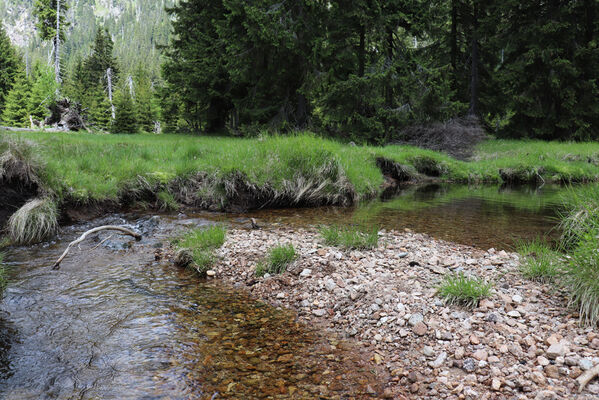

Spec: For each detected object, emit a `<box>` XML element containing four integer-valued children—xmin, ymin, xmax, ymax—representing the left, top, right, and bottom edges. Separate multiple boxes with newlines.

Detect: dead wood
<box><xmin>52</xmin><ymin>225</ymin><xmax>142</xmax><ymax>270</ymax></box>
<box><xmin>578</xmin><ymin>364</ymin><xmax>599</xmax><ymax>393</ymax></box>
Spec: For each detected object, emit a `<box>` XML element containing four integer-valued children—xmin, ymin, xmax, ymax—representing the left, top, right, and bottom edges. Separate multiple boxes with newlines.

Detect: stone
<box><xmin>537</xmin><ymin>356</ymin><xmax>550</xmax><ymax>366</ymax></box>
<box><xmin>469</xmin><ymin>334</ymin><xmax>480</xmax><ymax>345</ymax></box>
<box><xmin>454</xmin><ymin>347</ymin><xmax>465</xmax><ymax>360</ymax></box>
<box><xmin>299</xmin><ymin>268</ymin><xmax>312</xmax><ymax>278</ymax></box>
<box><xmin>422</xmin><ymin>346</ymin><xmax>435</xmax><ymax>358</ymax></box>
<box><xmin>472</xmin><ymin>349</ymin><xmax>488</xmax><ymax>361</ymax></box>
<box><xmin>312</xmin><ymin>309</ymin><xmax>326</xmax><ymax>317</ymax></box>
<box><xmin>544</xmin><ymin>365</ymin><xmax>559</xmax><ymax>379</ymax></box>
<box><xmin>579</xmin><ymin>358</ymin><xmax>594</xmax><ymax>371</ymax></box>
<box><xmin>535</xmin><ymin>390</ymin><xmax>558</xmax><ymax>400</ymax></box>
<box><xmin>479</xmin><ymin>299</ymin><xmax>495</xmax><ymax>309</ymax></box>
<box><xmin>413</xmin><ymin>322</ymin><xmax>427</xmax><ymax>336</ymax></box>
<box><xmin>324</xmin><ymin>278</ymin><xmax>336</xmax><ymax>292</ymax></box>
<box><xmin>206</xmin><ymin>270</ymin><xmax>216</xmax><ymax>277</ymax></box>
<box><xmin>430</xmin><ymin>352</ymin><xmax>447</xmax><ymax>368</ymax></box>
<box><xmin>491</xmin><ymin>378</ymin><xmax>501</xmax><ymax>391</ymax></box>
<box><xmin>408</xmin><ymin>313</ymin><xmax>424</xmax><ymax>327</ymax></box>
<box><xmin>512</xmin><ymin>294</ymin><xmax>523</xmax><ymax>304</ymax></box>
<box><xmin>507</xmin><ymin>310</ymin><xmax>521</xmax><ymax>318</ymax></box>
<box><xmin>546</xmin><ymin>343</ymin><xmax>566</xmax><ymax>359</ymax></box>
<box><xmin>462</xmin><ymin>358</ymin><xmax>477</xmax><ymax>373</ymax></box>
<box><xmin>565</xmin><ymin>356</ymin><xmax>579</xmax><ymax>366</ymax></box>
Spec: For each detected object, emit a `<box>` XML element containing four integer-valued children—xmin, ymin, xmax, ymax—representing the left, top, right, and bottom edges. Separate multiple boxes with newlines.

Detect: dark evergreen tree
<box><xmin>0</xmin><ymin>24</ymin><xmax>22</xmax><ymax>114</ymax></box>
<box><xmin>1</xmin><ymin>72</ymin><xmax>32</xmax><ymax>127</ymax></box>
<box><xmin>112</xmin><ymin>90</ymin><xmax>138</xmax><ymax>134</ymax></box>
<box><xmin>28</xmin><ymin>63</ymin><xmax>58</xmax><ymax>120</ymax></box>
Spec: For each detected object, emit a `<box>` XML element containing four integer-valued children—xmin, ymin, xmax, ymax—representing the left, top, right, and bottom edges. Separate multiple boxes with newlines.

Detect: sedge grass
<box><xmin>256</xmin><ymin>243</ymin><xmax>298</xmax><ymax>277</ymax></box>
<box><xmin>8</xmin><ymin>198</ymin><xmax>58</xmax><ymax>245</ymax></box>
<box><xmin>438</xmin><ymin>273</ymin><xmax>493</xmax><ymax>308</ymax></box>
<box><xmin>516</xmin><ymin>239</ymin><xmax>561</xmax><ymax>282</ymax></box>
<box><xmin>320</xmin><ymin>224</ymin><xmax>379</xmax><ymax>250</ymax></box>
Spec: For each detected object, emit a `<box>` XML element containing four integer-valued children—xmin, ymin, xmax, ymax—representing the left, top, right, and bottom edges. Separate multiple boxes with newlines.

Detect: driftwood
<box><xmin>578</xmin><ymin>364</ymin><xmax>599</xmax><ymax>393</ymax></box>
<box><xmin>45</xmin><ymin>99</ymin><xmax>87</xmax><ymax>131</ymax></box>
<box><xmin>52</xmin><ymin>226</ymin><xmax>142</xmax><ymax>270</ymax></box>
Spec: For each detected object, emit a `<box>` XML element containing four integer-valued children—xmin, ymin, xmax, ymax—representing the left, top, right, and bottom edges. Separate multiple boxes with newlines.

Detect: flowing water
<box><xmin>0</xmin><ymin>184</ymin><xmax>586</xmax><ymax>398</ymax></box>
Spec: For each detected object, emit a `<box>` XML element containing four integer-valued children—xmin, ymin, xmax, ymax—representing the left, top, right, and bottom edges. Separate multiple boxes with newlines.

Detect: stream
<box><xmin>0</xmin><ymin>184</ymin><xmax>586</xmax><ymax>398</ymax></box>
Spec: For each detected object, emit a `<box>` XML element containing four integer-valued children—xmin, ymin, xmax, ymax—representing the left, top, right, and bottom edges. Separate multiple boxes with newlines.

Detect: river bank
<box><xmin>198</xmin><ymin>227</ymin><xmax>599</xmax><ymax>400</ymax></box>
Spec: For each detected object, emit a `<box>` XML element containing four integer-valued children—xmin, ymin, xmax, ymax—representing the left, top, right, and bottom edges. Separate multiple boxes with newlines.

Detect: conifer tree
<box><xmin>28</xmin><ymin>63</ymin><xmax>59</xmax><ymax>120</ymax></box>
<box><xmin>112</xmin><ymin>90</ymin><xmax>138</xmax><ymax>134</ymax></box>
<box><xmin>1</xmin><ymin>73</ymin><xmax>32</xmax><ymax>127</ymax></box>
<box><xmin>0</xmin><ymin>24</ymin><xmax>22</xmax><ymax>114</ymax></box>
<box><xmin>133</xmin><ymin>66</ymin><xmax>157</xmax><ymax>132</ymax></box>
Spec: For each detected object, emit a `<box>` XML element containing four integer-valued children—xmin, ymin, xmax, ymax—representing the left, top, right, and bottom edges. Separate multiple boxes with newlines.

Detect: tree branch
<box><xmin>52</xmin><ymin>226</ymin><xmax>142</xmax><ymax>270</ymax></box>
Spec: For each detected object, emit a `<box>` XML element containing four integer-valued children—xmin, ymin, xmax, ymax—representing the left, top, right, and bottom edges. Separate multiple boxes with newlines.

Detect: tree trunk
<box><xmin>468</xmin><ymin>1</ymin><xmax>479</xmax><ymax>117</ymax></box>
<box><xmin>451</xmin><ymin>0</ymin><xmax>458</xmax><ymax>73</ymax></box>
<box><xmin>358</xmin><ymin>24</ymin><xmax>366</xmax><ymax>77</ymax></box>
<box><xmin>54</xmin><ymin>0</ymin><xmax>61</xmax><ymax>88</ymax></box>
<box><xmin>385</xmin><ymin>27</ymin><xmax>394</xmax><ymax>108</ymax></box>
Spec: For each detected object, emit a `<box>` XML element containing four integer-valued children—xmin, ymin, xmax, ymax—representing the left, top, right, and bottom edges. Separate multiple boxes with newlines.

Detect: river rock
<box><xmin>408</xmin><ymin>313</ymin><xmax>424</xmax><ymax>326</ymax></box>
<box><xmin>546</xmin><ymin>343</ymin><xmax>567</xmax><ymax>359</ymax></box>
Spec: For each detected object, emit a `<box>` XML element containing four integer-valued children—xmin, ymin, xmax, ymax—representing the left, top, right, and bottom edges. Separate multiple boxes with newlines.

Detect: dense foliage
<box><xmin>162</xmin><ymin>0</ymin><xmax>599</xmax><ymax>142</ymax></box>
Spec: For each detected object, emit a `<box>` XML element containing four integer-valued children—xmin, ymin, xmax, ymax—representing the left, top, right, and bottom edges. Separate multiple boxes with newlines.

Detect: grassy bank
<box><xmin>2</xmin><ymin>131</ymin><xmax>599</xmax><ymax>245</ymax></box>
<box><xmin>3</xmin><ymin>131</ymin><xmax>599</xmax><ymax>203</ymax></box>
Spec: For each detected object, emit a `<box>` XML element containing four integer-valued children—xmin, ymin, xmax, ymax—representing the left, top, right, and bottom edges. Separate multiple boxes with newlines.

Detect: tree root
<box><xmin>578</xmin><ymin>364</ymin><xmax>599</xmax><ymax>393</ymax></box>
<box><xmin>52</xmin><ymin>226</ymin><xmax>142</xmax><ymax>270</ymax></box>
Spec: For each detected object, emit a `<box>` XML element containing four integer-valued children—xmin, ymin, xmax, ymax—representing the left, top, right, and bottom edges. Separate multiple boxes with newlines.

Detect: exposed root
<box><xmin>52</xmin><ymin>225</ymin><xmax>142</xmax><ymax>270</ymax></box>
<box><xmin>8</xmin><ymin>198</ymin><xmax>58</xmax><ymax>245</ymax></box>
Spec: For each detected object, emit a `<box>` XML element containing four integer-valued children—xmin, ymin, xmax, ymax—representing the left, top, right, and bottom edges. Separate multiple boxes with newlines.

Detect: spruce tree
<box><xmin>0</xmin><ymin>24</ymin><xmax>22</xmax><ymax>114</ymax></box>
<box><xmin>133</xmin><ymin>66</ymin><xmax>157</xmax><ymax>132</ymax></box>
<box><xmin>112</xmin><ymin>90</ymin><xmax>138</xmax><ymax>134</ymax></box>
<box><xmin>1</xmin><ymin>73</ymin><xmax>32</xmax><ymax>127</ymax></box>
<box><xmin>28</xmin><ymin>63</ymin><xmax>58</xmax><ymax>121</ymax></box>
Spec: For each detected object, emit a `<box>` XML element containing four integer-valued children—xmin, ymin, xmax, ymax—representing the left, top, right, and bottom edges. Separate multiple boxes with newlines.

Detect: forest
<box><xmin>0</xmin><ymin>0</ymin><xmax>597</xmax><ymax>142</ymax></box>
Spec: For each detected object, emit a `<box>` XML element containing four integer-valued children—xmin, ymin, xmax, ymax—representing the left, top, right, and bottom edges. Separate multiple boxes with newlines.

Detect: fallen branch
<box><xmin>52</xmin><ymin>226</ymin><xmax>142</xmax><ymax>270</ymax></box>
<box><xmin>578</xmin><ymin>364</ymin><xmax>599</xmax><ymax>393</ymax></box>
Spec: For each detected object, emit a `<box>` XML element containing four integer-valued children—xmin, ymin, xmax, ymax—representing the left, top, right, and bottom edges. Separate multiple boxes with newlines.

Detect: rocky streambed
<box><xmin>201</xmin><ymin>227</ymin><xmax>599</xmax><ymax>400</ymax></box>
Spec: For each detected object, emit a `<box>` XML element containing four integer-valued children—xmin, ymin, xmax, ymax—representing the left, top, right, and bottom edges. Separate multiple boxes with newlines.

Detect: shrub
<box><xmin>516</xmin><ymin>239</ymin><xmax>561</xmax><ymax>282</ymax></box>
<box><xmin>320</xmin><ymin>224</ymin><xmax>379</xmax><ymax>250</ymax></box>
<box><xmin>8</xmin><ymin>198</ymin><xmax>58</xmax><ymax>245</ymax></box>
<box><xmin>563</xmin><ymin>230</ymin><xmax>599</xmax><ymax>326</ymax></box>
<box><xmin>438</xmin><ymin>273</ymin><xmax>493</xmax><ymax>308</ymax></box>
<box><xmin>256</xmin><ymin>244</ymin><xmax>297</xmax><ymax>276</ymax></box>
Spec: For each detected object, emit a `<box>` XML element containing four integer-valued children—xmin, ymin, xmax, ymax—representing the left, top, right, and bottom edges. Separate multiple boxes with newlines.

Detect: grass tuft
<box><xmin>156</xmin><ymin>190</ymin><xmax>179</xmax><ymax>211</ymax></box>
<box><xmin>8</xmin><ymin>198</ymin><xmax>58</xmax><ymax>245</ymax></box>
<box><xmin>177</xmin><ymin>225</ymin><xmax>226</xmax><ymax>275</ymax></box>
<box><xmin>0</xmin><ymin>135</ymin><xmax>43</xmax><ymax>186</ymax></box>
<box><xmin>516</xmin><ymin>239</ymin><xmax>561</xmax><ymax>282</ymax></box>
<box><xmin>562</xmin><ymin>229</ymin><xmax>599</xmax><ymax>326</ymax></box>
<box><xmin>438</xmin><ymin>273</ymin><xmax>493</xmax><ymax>308</ymax></box>
<box><xmin>320</xmin><ymin>224</ymin><xmax>379</xmax><ymax>250</ymax></box>
<box><xmin>256</xmin><ymin>243</ymin><xmax>298</xmax><ymax>276</ymax></box>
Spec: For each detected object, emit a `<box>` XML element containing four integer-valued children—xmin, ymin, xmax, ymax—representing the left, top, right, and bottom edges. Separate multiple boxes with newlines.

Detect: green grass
<box><xmin>320</xmin><ymin>224</ymin><xmax>379</xmax><ymax>250</ymax></box>
<box><xmin>177</xmin><ymin>225</ymin><xmax>227</xmax><ymax>274</ymax></box>
<box><xmin>438</xmin><ymin>273</ymin><xmax>493</xmax><ymax>308</ymax></box>
<box><xmin>516</xmin><ymin>239</ymin><xmax>562</xmax><ymax>282</ymax></box>
<box><xmin>563</xmin><ymin>230</ymin><xmax>599</xmax><ymax>326</ymax></box>
<box><xmin>256</xmin><ymin>243</ymin><xmax>298</xmax><ymax>277</ymax></box>
<box><xmin>3</xmin><ymin>132</ymin><xmax>599</xmax><ymax>211</ymax></box>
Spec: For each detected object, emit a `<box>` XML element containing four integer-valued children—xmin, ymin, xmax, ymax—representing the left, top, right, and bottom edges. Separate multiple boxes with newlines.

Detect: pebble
<box><xmin>299</xmin><ymin>268</ymin><xmax>312</xmax><ymax>278</ymax></box>
<box><xmin>408</xmin><ymin>313</ymin><xmax>424</xmax><ymax>327</ymax></box>
<box><xmin>512</xmin><ymin>294</ymin><xmax>523</xmax><ymax>304</ymax></box>
<box><xmin>507</xmin><ymin>310</ymin><xmax>521</xmax><ymax>318</ymax></box>
<box><xmin>412</xmin><ymin>322</ymin><xmax>427</xmax><ymax>336</ymax></box>
<box><xmin>579</xmin><ymin>358</ymin><xmax>594</xmax><ymax>371</ymax></box>
<box><xmin>430</xmin><ymin>352</ymin><xmax>447</xmax><ymax>368</ymax></box>
<box><xmin>462</xmin><ymin>358</ymin><xmax>477</xmax><ymax>372</ymax></box>
<box><xmin>546</xmin><ymin>343</ymin><xmax>566</xmax><ymax>359</ymax></box>
<box><xmin>312</xmin><ymin>309</ymin><xmax>326</xmax><ymax>317</ymax></box>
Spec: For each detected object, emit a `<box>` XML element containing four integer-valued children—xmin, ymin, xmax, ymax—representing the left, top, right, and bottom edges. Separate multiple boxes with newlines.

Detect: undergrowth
<box><xmin>438</xmin><ymin>273</ymin><xmax>493</xmax><ymax>308</ymax></box>
<box><xmin>256</xmin><ymin>244</ymin><xmax>297</xmax><ymax>277</ymax></box>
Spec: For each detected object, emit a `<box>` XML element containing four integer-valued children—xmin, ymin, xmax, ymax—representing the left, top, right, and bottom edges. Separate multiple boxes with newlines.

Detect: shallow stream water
<box><xmin>0</xmin><ymin>183</ymin><xmax>587</xmax><ymax>398</ymax></box>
